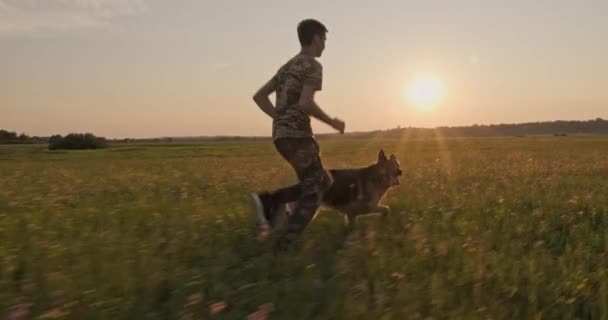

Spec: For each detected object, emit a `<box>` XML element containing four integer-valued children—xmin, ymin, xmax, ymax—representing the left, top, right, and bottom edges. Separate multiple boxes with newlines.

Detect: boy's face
<box><xmin>313</xmin><ymin>33</ymin><xmax>327</xmax><ymax>57</ymax></box>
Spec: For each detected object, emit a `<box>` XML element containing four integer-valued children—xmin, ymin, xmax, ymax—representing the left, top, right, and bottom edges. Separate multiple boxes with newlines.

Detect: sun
<box><xmin>406</xmin><ymin>74</ymin><xmax>442</xmax><ymax>108</ymax></box>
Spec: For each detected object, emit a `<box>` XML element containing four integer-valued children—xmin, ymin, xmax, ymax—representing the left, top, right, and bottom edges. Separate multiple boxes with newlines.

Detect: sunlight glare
<box><xmin>406</xmin><ymin>74</ymin><xmax>442</xmax><ymax>108</ymax></box>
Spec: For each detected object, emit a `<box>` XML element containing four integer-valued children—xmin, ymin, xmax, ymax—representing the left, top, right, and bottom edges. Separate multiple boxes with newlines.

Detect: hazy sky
<box><xmin>2</xmin><ymin>0</ymin><xmax>607</xmax><ymax>138</ymax></box>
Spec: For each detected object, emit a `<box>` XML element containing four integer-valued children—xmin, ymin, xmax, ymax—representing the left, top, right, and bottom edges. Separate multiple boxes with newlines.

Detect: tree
<box><xmin>48</xmin><ymin>133</ymin><xmax>108</xmax><ymax>150</ymax></box>
<box><xmin>0</xmin><ymin>129</ymin><xmax>17</xmax><ymax>142</ymax></box>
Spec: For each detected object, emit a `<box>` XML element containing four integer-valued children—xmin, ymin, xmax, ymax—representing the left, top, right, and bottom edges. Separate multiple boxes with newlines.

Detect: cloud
<box><xmin>0</xmin><ymin>0</ymin><xmax>148</xmax><ymax>36</ymax></box>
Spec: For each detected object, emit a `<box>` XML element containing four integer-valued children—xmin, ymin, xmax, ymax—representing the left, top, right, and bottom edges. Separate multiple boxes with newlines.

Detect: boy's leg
<box><xmin>252</xmin><ymin>137</ymin><xmax>331</xmax><ymax>242</ymax></box>
<box><xmin>266</xmin><ymin>184</ymin><xmax>301</xmax><ymax>205</ymax></box>
<box><xmin>251</xmin><ymin>185</ymin><xmax>299</xmax><ymax>228</ymax></box>
<box><xmin>274</xmin><ymin>138</ymin><xmax>332</xmax><ymax>250</ymax></box>
<box><xmin>251</xmin><ymin>137</ymin><xmax>302</xmax><ymax>233</ymax></box>
<box><xmin>251</xmin><ymin>138</ymin><xmax>305</xmax><ymax>239</ymax></box>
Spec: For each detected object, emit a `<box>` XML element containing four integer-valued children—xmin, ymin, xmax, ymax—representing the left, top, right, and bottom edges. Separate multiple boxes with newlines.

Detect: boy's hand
<box><xmin>331</xmin><ymin>118</ymin><xmax>345</xmax><ymax>134</ymax></box>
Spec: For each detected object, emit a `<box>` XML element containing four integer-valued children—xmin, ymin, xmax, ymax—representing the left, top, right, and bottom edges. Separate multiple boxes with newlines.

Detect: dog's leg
<box><xmin>344</xmin><ymin>213</ymin><xmax>356</xmax><ymax>229</ymax></box>
<box><xmin>374</xmin><ymin>205</ymin><xmax>391</xmax><ymax>217</ymax></box>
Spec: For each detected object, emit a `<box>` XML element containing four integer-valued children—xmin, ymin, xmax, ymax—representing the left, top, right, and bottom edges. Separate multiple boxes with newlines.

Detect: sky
<box><xmin>1</xmin><ymin>0</ymin><xmax>607</xmax><ymax>139</ymax></box>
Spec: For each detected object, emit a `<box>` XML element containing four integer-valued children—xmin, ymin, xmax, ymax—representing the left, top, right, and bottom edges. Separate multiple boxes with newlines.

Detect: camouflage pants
<box><xmin>270</xmin><ymin>137</ymin><xmax>332</xmax><ymax>246</ymax></box>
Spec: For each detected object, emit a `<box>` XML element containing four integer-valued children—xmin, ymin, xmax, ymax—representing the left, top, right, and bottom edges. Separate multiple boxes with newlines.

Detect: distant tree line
<box><xmin>0</xmin><ymin>129</ymin><xmax>107</xmax><ymax>149</ymax></box>
<box><xmin>320</xmin><ymin>118</ymin><xmax>608</xmax><ymax>139</ymax></box>
<box><xmin>3</xmin><ymin>118</ymin><xmax>608</xmax><ymax>146</ymax></box>
<box><xmin>0</xmin><ymin>130</ymin><xmax>45</xmax><ymax>144</ymax></box>
<box><xmin>432</xmin><ymin>118</ymin><xmax>608</xmax><ymax>137</ymax></box>
<box><xmin>48</xmin><ymin>133</ymin><xmax>107</xmax><ymax>150</ymax></box>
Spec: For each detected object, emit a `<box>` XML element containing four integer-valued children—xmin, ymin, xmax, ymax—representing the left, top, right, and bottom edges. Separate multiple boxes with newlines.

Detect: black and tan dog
<box><xmin>285</xmin><ymin>149</ymin><xmax>402</xmax><ymax>228</ymax></box>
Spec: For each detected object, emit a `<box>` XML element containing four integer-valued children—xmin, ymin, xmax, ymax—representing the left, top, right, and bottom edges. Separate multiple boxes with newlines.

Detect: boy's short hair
<box><xmin>297</xmin><ymin>19</ymin><xmax>328</xmax><ymax>46</ymax></box>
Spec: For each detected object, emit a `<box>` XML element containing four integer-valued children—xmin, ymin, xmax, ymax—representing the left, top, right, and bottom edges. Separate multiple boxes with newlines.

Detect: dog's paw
<box><xmin>344</xmin><ymin>214</ymin><xmax>356</xmax><ymax>230</ymax></box>
<box><xmin>378</xmin><ymin>205</ymin><xmax>391</xmax><ymax>217</ymax></box>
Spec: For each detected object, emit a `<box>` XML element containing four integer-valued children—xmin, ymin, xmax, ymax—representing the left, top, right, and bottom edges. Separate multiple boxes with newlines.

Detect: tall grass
<box><xmin>1</xmin><ymin>137</ymin><xmax>607</xmax><ymax>319</ymax></box>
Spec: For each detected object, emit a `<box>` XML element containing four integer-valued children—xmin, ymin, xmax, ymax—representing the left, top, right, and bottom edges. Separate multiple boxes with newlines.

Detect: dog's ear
<box><xmin>377</xmin><ymin>149</ymin><xmax>387</xmax><ymax>163</ymax></box>
<box><xmin>390</xmin><ymin>153</ymin><xmax>396</xmax><ymax>161</ymax></box>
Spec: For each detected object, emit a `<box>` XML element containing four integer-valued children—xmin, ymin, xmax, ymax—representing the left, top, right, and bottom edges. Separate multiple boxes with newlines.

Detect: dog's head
<box><xmin>377</xmin><ymin>149</ymin><xmax>402</xmax><ymax>186</ymax></box>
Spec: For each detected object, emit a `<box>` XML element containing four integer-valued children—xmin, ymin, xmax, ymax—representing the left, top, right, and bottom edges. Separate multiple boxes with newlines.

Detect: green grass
<box><xmin>1</xmin><ymin>136</ymin><xmax>608</xmax><ymax>319</ymax></box>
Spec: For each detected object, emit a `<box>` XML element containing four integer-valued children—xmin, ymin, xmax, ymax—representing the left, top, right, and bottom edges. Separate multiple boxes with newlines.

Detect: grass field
<box><xmin>1</xmin><ymin>136</ymin><xmax>608</xmax><ymax>319</ymax></box>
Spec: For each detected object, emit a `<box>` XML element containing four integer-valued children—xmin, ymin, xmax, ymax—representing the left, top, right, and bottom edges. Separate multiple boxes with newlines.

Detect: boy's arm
<box><xmin>252</xmin><ymin>78</ymin><xmax>277</xmax><ymax>119</ymax></box>
<box><xmin>299</xmin><ymin>84</ymin><xmax>345</xmax><ymax>134</ymax></box>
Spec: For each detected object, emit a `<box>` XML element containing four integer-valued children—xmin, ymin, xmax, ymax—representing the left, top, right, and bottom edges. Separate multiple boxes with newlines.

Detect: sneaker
<box><xmin>251</xmin><ymin>192</ymin><xmax>270</xmax><ymax>240</ymax></box>
<box><xmin>251</xmin><ymin>192</ymin><xmax>269</xmax><ymax>225</ymax></box>
<box><xmin>251</xmin><ymin>192</ymin><xmax>287</xmax><ymax>240</ymax></box>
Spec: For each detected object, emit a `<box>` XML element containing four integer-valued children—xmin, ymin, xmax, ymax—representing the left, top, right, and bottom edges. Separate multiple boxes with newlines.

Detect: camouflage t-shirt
<box><xmin>271</xmin><ymin>53</ymin><xmax>323</xmax><ymax>140</ymax></box>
